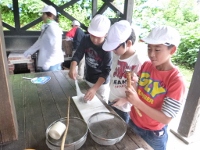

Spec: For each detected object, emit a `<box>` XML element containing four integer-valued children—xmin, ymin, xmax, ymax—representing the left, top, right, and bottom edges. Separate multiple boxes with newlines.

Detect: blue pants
<box><xmin>109</xmin><ymin>102</ymin><xmax>130</xmax><ymax>123</ymax></box>
<box><xmin>40</xmin><ymin>63</ymin><xmax>62</xmax><ymax>72</ymax></box>
<box><xmin>128</xmin><ymin>119</ymin><xmax>168</xmax><ymax>150</ymax></box>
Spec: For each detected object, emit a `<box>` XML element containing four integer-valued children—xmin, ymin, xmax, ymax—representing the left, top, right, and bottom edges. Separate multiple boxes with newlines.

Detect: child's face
<box><xmin>113</xmin><ymin>43</ymin><xmax>126</xmax><ymax>56</ymax></box>
<box><xmin>113</xmin><ymin>40</ymin><xmax>132</xmax><ymax>56</ymax></box>
<box><xmin>42</xmin><ymin>13</ymin><xmax>48</xmax><ymax>23</ymax></box>
<box><xmin>90</xmin><ymin>34</ymin><xmax>105</xmax><ymax>46</ymax></box>
<box><xmin>147</xmin><ymin>44</ymin><xmax>176</xmax><ymax>67</ymax></box>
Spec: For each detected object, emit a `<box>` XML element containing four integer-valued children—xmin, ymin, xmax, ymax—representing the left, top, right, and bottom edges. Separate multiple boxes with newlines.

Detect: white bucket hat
<box><xmin>72</xmin><ymin>20</ymin><xmax>80</xmax><ymax>26</ymax></box>
<box><xmin>88</xmin><ymin>14</ymin><xmax>111</xmax><ymax>37</ymax></box>
<box><xmin>41</xmin><ymin>5</ymin><xmax>57</xmax><ymax>16</ymax></box>
<box><xmin>142</xmin><ymin>25</ymin><xmax>180</xmax><ymax>47</ymax></box>
<box><xmin>103</xmin><ymin>20</ymin><xmax>132</xmax><ymax>51</ymax></box>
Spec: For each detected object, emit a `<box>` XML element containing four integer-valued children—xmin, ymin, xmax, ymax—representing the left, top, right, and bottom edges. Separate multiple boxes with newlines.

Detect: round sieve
<box><xmin>46</xmin><ymin>117</ymin><xmax>88</xmax><ymax>150</ymax></box>
<box><xmin>88</xmin><ymin>112</ymin><xmax>127</xmax><ymax>145</ymax></box>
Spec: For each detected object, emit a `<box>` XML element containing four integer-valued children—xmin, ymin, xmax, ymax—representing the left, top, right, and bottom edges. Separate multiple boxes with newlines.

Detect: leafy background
<box><xmin>0</xmin><ymin>0</ymin><xmax>200</xmax><ymax>69</ymax></box>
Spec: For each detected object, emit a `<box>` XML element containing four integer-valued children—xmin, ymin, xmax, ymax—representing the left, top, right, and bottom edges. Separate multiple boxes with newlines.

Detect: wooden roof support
<box><xmin>92</xmin><ymin>0</ymin><xmax>98</xmax><ymax>17</ymax></box>
<box><xmin>170</xmin><ymin>49</ymin><xmax>200</xmax><ymax>144</ymax></box>
<box><xmin>0</xmin><ymin>14</ymin><xmax>18</xmax><ymax>144</ymax></box>
<box><xmin>13</xmin><ymin>0</ymin><xmax>20</xmax><ymax>31</ymax></box>
<box><xmin>124</xmin><ymin>0</ymin><xmax>134</xmax><ymax>23</ymax></box>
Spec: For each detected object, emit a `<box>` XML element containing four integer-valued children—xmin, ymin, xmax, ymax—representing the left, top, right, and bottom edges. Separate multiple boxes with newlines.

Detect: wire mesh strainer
<box><xmin>46</xmin><ymin>117</ymin><xmax>88</xmax><ymax>150</ymax></box>
<box><xmin>88</xmin><ymin>112</ymin><xmax>127</xmax><ymax>145</ymax></box>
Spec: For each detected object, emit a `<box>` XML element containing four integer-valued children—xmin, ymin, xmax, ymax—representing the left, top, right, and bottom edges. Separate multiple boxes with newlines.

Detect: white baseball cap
<box><xmin>41</xmin><ymin>5</ymin><xmax>57</xmax><ymax>16</ymax></box>
<box><xmin>88</xmin><ymin>14</ymin><xmax>111</xmax><ymax>37</ymax></box>
<box><xmin>72</xmin><ymin>20</ymin><xmax>80</xmax><ymax>26</ymax></box>
<box><xmin>142</xmin><ymin>25</ymin><xmax>180</xmax><ymax>47</ymax></box>
<box><xmin>103</xmin><ymin>20</ymin><xmax>132</xmax><ymax>51</ymax></box>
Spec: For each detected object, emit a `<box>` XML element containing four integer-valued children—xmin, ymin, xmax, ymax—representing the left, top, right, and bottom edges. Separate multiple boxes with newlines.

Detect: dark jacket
<box><xmin>73</xmin><ymin>28</ymin><xmax>85</xmax><ymax>50</ymax></box>
<box><xmin>72</xmin><ymin>35</ymin><xmax>112</xmax><ymax>84</ymax></box>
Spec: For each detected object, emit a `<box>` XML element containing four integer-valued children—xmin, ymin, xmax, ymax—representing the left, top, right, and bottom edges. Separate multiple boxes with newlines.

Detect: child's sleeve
<box><xmin>161</xmin><ymin>75</ymin><xmax>186</xmax><ymax>118</ymax></box>
<box><xmin>99</xmin><ymin>51</ymin><xmax>112</xmax><ymax>81</ymax></box>
<box><xmin>71</xmin><ymin>35</ymin><xmax>86</xmax><ymax>64</ymax></box>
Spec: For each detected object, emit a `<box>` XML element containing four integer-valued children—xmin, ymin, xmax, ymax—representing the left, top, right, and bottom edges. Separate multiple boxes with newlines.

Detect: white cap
<box><xmin>88</xmin><ymin>14</ymin><xmax>111</xmax><ymax>37</ymax></box>
<box><xmin>41</xmin><ymin>5</ymin><xmax>57</xmax><ymax>16</ymax></box>
<box><xmin>103</xmin><ymin>20</ymin><xmax>132</xmax><ymax>51</ymax></box>
<box><xmin>72</xmin><ymin>20</ymin><xmax>80</xmax><ymax>26</ymax></box>
<box><xmin>142</xmin><ymin>25</ymin><xmax>180</xmax><ymax>47</ymax></box>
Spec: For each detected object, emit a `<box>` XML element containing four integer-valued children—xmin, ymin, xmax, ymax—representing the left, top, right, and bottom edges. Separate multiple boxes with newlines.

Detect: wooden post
<box><xmin>124</xmin><ymin>0</ymin><xmax>134</xmax><ymax>23</ymax></box>
<box><xmin>0</xmin><ymin>14</ymin><xmax>18</xmax><ymax>144</ymax></box>
<box><xmin>178</xmin><ymin>50</ymin><xmax>200</xmax><ymax>136</ymax></box>
<box><xmin>92</xmin><ymin>0</ymin><xmax>98</xmax><ymax>17</ymax></box>
<box><xmin>13</xmin><ymin>0</ymin><xmax>20</xmax><ymax>31</ymax></box>
<box><xmin>170</xmin><ymin>50</ymin><xmax>200</xmax><ymax>144</ymax></box>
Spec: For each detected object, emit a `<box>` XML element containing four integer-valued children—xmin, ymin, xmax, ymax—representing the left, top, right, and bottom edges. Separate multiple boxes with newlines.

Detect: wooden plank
<box><xmin>22</xmin><ymin>73</ymin><xmax>48</xmax><ymax>149</ymax></box>
<box><xmin>0</xmin><ymin>14</ymin><xmax>18</xmax><ymax>144</ymax></box>
<box><xmin>2</xmin><ymin>74</ymin><xmax>25</xmax><ymax>149</ymax></box>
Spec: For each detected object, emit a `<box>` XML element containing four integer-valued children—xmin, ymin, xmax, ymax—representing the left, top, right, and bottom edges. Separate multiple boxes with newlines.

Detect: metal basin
<box><xmin>46</xmin><ymin>117</ymin><xmax>88</xmax><ymax>150</ymax></box>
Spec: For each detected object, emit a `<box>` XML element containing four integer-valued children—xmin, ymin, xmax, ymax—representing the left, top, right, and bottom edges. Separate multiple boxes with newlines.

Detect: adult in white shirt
<box><xmin>24</xmin><ymin>5</ymin><xmax>64</xmax><ymax>71</ymax></box>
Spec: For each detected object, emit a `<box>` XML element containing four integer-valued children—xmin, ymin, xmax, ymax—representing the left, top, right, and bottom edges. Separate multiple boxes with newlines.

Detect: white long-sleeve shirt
<box><xmin>25</xmin><ymin>21</ymin><xmax>64</xmax><ymax>69</ymax></box>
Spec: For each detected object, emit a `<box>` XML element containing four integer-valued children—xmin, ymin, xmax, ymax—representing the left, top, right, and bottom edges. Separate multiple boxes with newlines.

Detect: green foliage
<box><xmin>172</xmin><ymin>22</ymin><xmax>200</xmax><ymax>68</ymax></box>
<box><xmin>0</xmin><ymin>0</ymin><xmax>200</xmax><ymax>69</ymax></box>
<box><xmin>133</xmin><ymin>0</ymin><xmax>200</xmax><ymax>69</ymax></box>
<box><xmin>0</xmin><ymin>0</ymin><xmax>104</xmax><ymax>31</ymax></box>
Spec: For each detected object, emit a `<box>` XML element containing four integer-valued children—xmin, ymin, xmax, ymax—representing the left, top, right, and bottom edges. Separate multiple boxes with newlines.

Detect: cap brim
<box><xmin>141</xmin><ymin>37</ymin><xmax>165</xmax><ymax>45</ymax></box>
<box><xmin>88</xmin><ymin>28</ymin><xmax>106</xmax><ymax>37</ymax></box>
<box><xmin>102</xmin><ymin>40</ymin><xmax>119</xmax><ymax>52</ymax></box>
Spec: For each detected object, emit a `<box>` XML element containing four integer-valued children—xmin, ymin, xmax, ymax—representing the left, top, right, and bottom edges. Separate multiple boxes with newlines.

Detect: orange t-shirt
<box><xmin>130</xmin><ymin>61</ymin><xmax>185</xmax><ymax>130</ymax></box>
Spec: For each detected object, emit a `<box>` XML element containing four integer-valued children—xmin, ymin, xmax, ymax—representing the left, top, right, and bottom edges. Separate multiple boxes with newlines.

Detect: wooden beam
<box><xmin>0</xmin><ymin>14</ymin><xmax>18</xmax><ymax>144</ymax></box>
<box><xmin>21</xmin><ymin>18</ymin><xmax>42</xmax><ymax>31</ymax></box>
<box><xmin>94</xmin><ymin>3</ymin><xmax>108</xmax><ymax>16</ymax></box>
<box><xmin>41</xmin><ymin>0</ymin><xmax>87</xmax><ymax>30</ymax></box>
<box><xmin>12</xmin><ymin>0</ymin><xmax>20</xmax><ymax>30</ymax></box>
<box><xmin>178</xmin><ymin>50</ymin><xmax>200</xmax><ymax>137</ymax></box>
<box><xmin>106</xmin><ymin>2</ymin><xmax>124</xmax><ymax>18</ymax></box>
<box><xmin>60</xmin><ymin>0</ymin><xmax>80</xmax><ymax>9</ymax></box>
<box><xmin>124</xmin><ymin>0</ymin><xmax>134</xmax><ymax>23</ymax></box>
<box><xmin>92</xmin><ymin>0</ymin><xmax>98</xmax><ymax>17</ymax></box>
<box><xmin>2</xmin><ymin>22</ymin><xmax>15</xmax><ymax>31</ymax></box>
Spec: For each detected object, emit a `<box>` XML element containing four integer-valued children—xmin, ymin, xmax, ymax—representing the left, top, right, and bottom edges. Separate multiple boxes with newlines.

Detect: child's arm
<box><xmin>69</xmin><ymin>36</ymin><xmax>86</xmax><ymax>80</ymax></box>
<box><xmin>84</xmin><ymin>77</ymin><xmax>105</xmax><ymax>100</ymax></box>
<box><xmin>126</xmin><ymin>86</ymin><xmax>172</xmax><ymax>124</ymax></box>
<box><xmin>68</xmin><ymin>61</ymin><xmax>78</xmax><ymax>80</ymax></box>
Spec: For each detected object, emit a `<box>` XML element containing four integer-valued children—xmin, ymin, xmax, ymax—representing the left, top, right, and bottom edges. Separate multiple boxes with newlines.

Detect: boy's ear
<box><xmin>126</xmin><ymin>40</ymin><xmax>132</xmax><ymax>47</ymax></box>
<box><xmin>170</xmin><ymin>46</ymin><xmax>177</xmax><ymax>55</ymax></box>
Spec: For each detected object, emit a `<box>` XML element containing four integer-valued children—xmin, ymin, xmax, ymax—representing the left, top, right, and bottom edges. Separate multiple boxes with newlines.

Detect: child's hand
<box><xmin>84</xmin><ymin>87</ymin><xmax>97</xmax><ymax>101</ymax></box>
<box><xmin>125</xmin><ymin>86</ymin><xmax>140</xmax><ymax>106</ymax></box>
<box><xmin>111</xmin><ymin>98</ymin><xmax>128</xmax><ymax>107</ymax></box>
<box><xmin>68</xmin><ymin>67</ymin><xmax>77</xmax><ymax>80</ymax></box>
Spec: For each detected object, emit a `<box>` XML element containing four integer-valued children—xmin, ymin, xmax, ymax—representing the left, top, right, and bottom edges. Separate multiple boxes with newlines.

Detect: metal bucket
<box><xmin>88</xmin><ymin>112</ymin><xmax>127</xmax><ymax>145</ymax></box>
<box><xmin>46</xmin><ymin>117</ymin><xmax>88</xmax><ymax>150</ymax></box>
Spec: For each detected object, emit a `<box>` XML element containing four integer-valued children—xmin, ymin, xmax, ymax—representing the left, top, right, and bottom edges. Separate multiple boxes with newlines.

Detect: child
<box><xmin>102</xmin><ymin>20</ymin><xmax>147</xmax><ymax>123</ymax></box>
<box><xmin>24</xmin><ymin>5</ymin><xmax>63</xmax><ymax>72</ymax></box>
<box><xmin>68</xmin><ymin>14</ymin><xmax>111</xmax><ymax>103</ymax></box>
<box><xmin>126</xmin><ymin>25</ymin><xmax>186</xmax><ymax>150</ymax></box>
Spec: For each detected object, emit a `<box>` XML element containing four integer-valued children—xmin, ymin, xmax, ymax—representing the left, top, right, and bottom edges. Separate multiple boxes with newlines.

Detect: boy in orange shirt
<box><xmin>126</xmin><ymin>26</ymin><xmax>186</xmax><ymax>150</ymax></box>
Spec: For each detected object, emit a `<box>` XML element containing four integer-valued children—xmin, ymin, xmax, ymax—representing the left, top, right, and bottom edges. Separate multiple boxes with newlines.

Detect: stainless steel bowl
<box><xmin>88</xmin><ymin>112</ymin><xmax>127</xmax><ymax>145</ymax></box>
<box><xmin>46</xmin><ymin>117</ymin><xmax>88</xmax><ymax>150</ymax></box>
